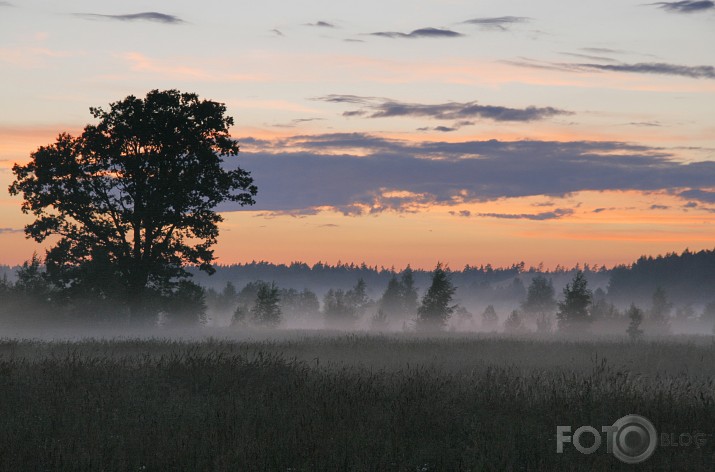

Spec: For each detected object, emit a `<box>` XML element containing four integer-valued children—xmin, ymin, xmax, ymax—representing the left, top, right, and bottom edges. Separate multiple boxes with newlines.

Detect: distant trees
<box><xmin>522</xmin><ymin>275</ymin><xmax>556</xmax><ymax>330</ymax></box>
<box><xmin>251</xmin><ymin>283</ymin><xmax>281</xmax><ymax>327</ymax></box>
<box><xmin>9</xmin><ymin>90</ymin><xmax>257</xmax><ymax>320</ymax></box>
<box><xmin>648</xmin><ymin>286</ymin><xmax>672</xmax><ymax>334</ymax></box>
<box><xmin>481</xmin><ymin>305</ymin><xmax>499</xmax><ymax>331</ymax></box>
<box><xmin>608</xmin><ymin>248</ymin><xmax>715</xmax><ymax>306</ymax></box>
<box><xmin>324</xmin><ymin>279</ymin><xmax>372</xmax><ymax>328</ymax></box>
<box><xmin>416</xmin><ymin>264</ymin><xmax>456</xmax><ymax>331</ymax></box>
<box><xmin>626</xmin><ymin>304</ymin><xmax>644</xmax><ymax>341</ymax></box>
<box><xmin>377</xmin><ymin>267</ymin><xmax>419</xmax><ymax>326</ymax></box>
<box><xmin>504</xmin><ymin>310</ymin><xmax>525</xmax><ymax>334</ymax></box>
<box><xmin>556</xmin><ymin>271</ymin><xmax>592</xmax><ymax>332</ymax></box>
<box><xmin>164</xmin><ymin>281</ymin><xmax>207</xmax><ymax>325</ymax></box>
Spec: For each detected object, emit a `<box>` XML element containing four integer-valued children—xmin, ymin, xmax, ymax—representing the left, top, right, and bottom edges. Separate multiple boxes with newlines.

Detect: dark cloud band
<box><xmin>652</xmin><ymin>1</ymin><xmax>714</xmax><ymax>13</ymax></box>
<box><xmin>224</xmin><ymin>133</ymin><xmax>715</xmax><ymax>215</ymax></box>
<box><xmin>370</xmin><ymin>27</ymin><xmax>463</xmax><ymax>39</ymax></box>
<box><xmin>316</xmin><ymin>95</ymin><xmax>570</xmax><ymax>122</ymax></box>
<box><xmin>75</xmin><ymin>12</ymin><xmax>184</xmax><ymax>24</ymax></box>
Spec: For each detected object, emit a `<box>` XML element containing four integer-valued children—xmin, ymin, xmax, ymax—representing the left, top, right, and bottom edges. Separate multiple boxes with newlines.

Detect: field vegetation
<box><xmin>1</xmin><ymin>332</ymin><xmax>713</xmax><ymax>471</ymax></box>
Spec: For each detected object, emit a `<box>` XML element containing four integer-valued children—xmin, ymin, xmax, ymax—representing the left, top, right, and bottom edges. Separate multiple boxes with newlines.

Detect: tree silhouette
<box><xmin>251</xmin><ymin>283</ymin><xmax>281</xmax><ymax>327</ymax></box>
<box><xmin>9</xmin><ymin>90</ymin><xmax>256</xmax><ymax>318</ymax></box>
<box><xmin>481</xmin><ymin>305</ymin><xmax>498</xmax><ymax>331</ymax></box>
<box><xmin>648</xmin><ymin>286</ymin><xmax>672</xmax><ymax>334</ymax></box>
<box><xmin>323</xmin><ymin>288</ymin><xmax>357</xmax><ymax>328</ymax></box>
<box><xmin>556</xmin><ymin>270</ymin><xmax>592</xmax><ymax>332</ymax></box>
<box><xmin>522</xmin><ymin>275</ymin><xmax>556</xmax><ymax>330</ymax></box>
<box><xmin>504</xmin><ymin>309</ymin><xmax>525</xmax><ymax>334</ymax></box>
<box><xmin>626</xmin><ymin>304</ymin><xmax>644</xmax><ymax>341</ymax></box>
<box><xmin>416</xmin><ymin>263</ymin><xmax>456</xmax><ymax>331</ymax></box>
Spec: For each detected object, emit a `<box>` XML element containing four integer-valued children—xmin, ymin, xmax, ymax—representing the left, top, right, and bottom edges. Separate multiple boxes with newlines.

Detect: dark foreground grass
<box><xmin>0</xmin><ymin>334</ymin><xmax>714</xmax><ymax>471</ymax></box>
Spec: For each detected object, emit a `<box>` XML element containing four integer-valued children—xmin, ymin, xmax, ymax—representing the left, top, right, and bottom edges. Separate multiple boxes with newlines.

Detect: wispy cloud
<box><xmin>270</xmin><ymin>29</ymin><xmax>284</xmax><ymax>37</ymax></box>
<box><xmin>508</xmin><ymin>58</ymin><xmax>715</xmax><ymax>80</ymax></box>
<box><xmin>580</xmin><ymin>47</ymin><xmax>625</xmax><ymax>54</ymax></box>
<box><xmin>316</xmin><ymin>95</ymin><xmax>570</xmax><ymax>122</ymax></box>
<box><xmin>477</xmin><ymin>209</ymin><xmax>574</xmax><ymax>220</ymax></box>
<box><xmin>573</xmin><ymin>62</ymin><xmax>715</xmax><ymax>79</ymax></box>
<box><xmin>463</xmin><ymin>16</ymin><xmax>530</xmax><ymax>30</ymax></box>
<box><xmin>559</xmin><ymin>52</ymin><xmax>617</xmax><ymax>63</ymax></box>
<box><xmin>305</xmin><ymin>21</ymin><xmax>336</xmax><ymax>28</ymax></box>
<box><xmin>0</xmin><ymin>227</ymin><xmax>23</xmax><ymax>234</ymax></box>
<box><xmin>222</xmin><ymin>133</ymin><xmax>715</xmax><ymax>215</ymax></box>
<box><xmin>370</xmin><ymin>27</ymin><xmax>463</xmax><ymax>39</ymax></box>
<box><xmin>0</xmin><ymin>1</ymin><xmax>14</xmax><ymax>7</ymax></box>
<box><xmin>74</xmin><ymin>12</ymin><xmax>184</xmax><ymax>24</ymax></box>
<box><xmin>652</xmin><ymin>1</ymin><xmax>715</xmax><ymax>13</ymax></box>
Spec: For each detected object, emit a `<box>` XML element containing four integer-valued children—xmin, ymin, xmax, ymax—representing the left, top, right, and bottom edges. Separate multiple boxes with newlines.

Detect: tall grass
<box><xmin>0</xmin><ymin>334</ymin><xmax>713</xmax><ymax>471</ymax></box>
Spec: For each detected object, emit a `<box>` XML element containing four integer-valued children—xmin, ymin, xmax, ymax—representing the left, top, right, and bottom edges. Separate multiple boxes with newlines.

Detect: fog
<box><xmin>2</xmin><ymin>249</ymin><xmax>714</xmax><ymax>340</ymax></box>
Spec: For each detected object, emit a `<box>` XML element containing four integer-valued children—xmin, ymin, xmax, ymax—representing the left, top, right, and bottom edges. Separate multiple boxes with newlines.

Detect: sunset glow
<box><xmin>1</xmin><ymin>1</ymin><xmax>714</xmax><ymax>269</ymax></box>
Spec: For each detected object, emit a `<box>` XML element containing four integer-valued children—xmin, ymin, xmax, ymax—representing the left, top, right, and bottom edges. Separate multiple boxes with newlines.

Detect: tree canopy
<box><xmin>556</xmin><ymin>270</ymin><xmax>592</xmax><ymax>332</ymax></box>
<box><xmin>9</xmin><ymin>90</ymin><xmax>257</xmax><ymax>317</ymax></box>
<box><xmin>416</xmin><ymin>263</ymin><xmax>456</xmax><ymax>331</ymax></box>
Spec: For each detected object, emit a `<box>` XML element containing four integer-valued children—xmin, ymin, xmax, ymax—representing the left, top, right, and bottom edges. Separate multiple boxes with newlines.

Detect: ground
<box><xmin>0</xmin><ymin>330</ymin><xmax>713</xmax><ymax>471</ymax></box>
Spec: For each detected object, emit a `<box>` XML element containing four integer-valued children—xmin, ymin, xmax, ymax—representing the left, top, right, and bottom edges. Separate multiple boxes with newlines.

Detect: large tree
<box><xmin>9</xmin><ymin>90</ymin><xmax>257</xmax><ymax>317</ymax></box>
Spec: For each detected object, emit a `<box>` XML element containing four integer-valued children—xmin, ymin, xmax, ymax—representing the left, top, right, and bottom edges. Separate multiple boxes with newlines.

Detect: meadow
<box><xmin>0</xmin><ymin>332</ymin><xmax>714</xmax><ymax>471</ymax></box>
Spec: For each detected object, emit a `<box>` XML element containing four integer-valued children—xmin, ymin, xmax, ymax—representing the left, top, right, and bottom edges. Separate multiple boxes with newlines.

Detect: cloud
<box><xmin>0</xmin><ymin>227</ymin><xmax>23</xmax><ymax>234</ymax></box>
<box><xmin>220</xmin><ymin>133</ymin><xmax>715</xmax><ymax>215</ymax></box>
<box><xmin>316</xmin><ymin>95</ymin><xmax>570</xmax><ymax>122</ymax></box>
<box><xmin>508</xmin><ymin>58</ymin><xmax>715</xmax><ymax>80</ymax></box>
<box><xmin>463</xmin><ymin>16</ymin><xmax>530</xmax><ymax>30</ymax></box>
<box><xmin>581</xmin><ymin>47</ymin><xmax>624</xmax><ymax>54</ymax></box>
<box><xmin>652</xmin><ymin>1</ymin><xmax>715</xmax><ymax>13</ymax></box>
<box><xmin>449</xmin><ymin>210</ymin><xmax>472</xmax><ymax>217</ymax></box>
<box><xmin>75</xmin><ymin>12</ymin><xmax>184</xmax><ymax>24</ymax></box>
<box><xmin>370</xmin><ymin>27</ymin><xmax>463</xmax><ymax>39</ymax></box>
<box><xmin>477</xmin><ymin>209</ymin><xmax>574</xmax><ymax>220</ymax></box>
<box><xmin>678</xmin><ymin>189</ymin><xmax>715</xmax><ymax>203</ymax></box>
<box><xmin>560</xmin><ymin>52</ymin><xmax>617</xmax><ymax>63</ymax></box>
<box><xmin>650</xmin><ymin>204</ymin><xmax>670</xmax><ymax>210</ymax></box>
<box><xmin>628</xmin><ymin>121</ymin><xmax>662</xmax><ymax>127</ymax></box>
<box><xmin>271</xmin><ymin>29</ymin><xmax>284</xmax><ymax>37</ymax></box>
<box><xmin>306</xmin><ymin>21</ymin><xmax>336</xmax><ymax>28</ymax></box>
<box><xmin>573</xmin><ymin>62</ymin><xmax>715</xmax><ymax>79</ymax></box>
<box><xmin>0</xmin><ymin>1</ymin><xmax>14</xmax><ymax>6</ymax></box>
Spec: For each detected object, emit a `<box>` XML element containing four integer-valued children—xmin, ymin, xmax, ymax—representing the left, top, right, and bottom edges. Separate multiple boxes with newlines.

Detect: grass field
<box><xmin>0</xmin><ymin>332</ymin><xmax>714</xmax><ymax>471</ymax></box>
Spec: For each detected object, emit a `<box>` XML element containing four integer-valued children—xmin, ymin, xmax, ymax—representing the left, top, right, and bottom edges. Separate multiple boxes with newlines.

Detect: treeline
<box><xmin>0</xmin><ymin>255</ymin><xmax>207</xmax><ymax>326</ymax></box>
<box><xmin>608</xmin><ymin>249</ymin><xmax>715</xmax><ymax>306</ymax></box>
<box><xmin>2</xmin><ymin>248</ymin><xmax>715</xmax><ymax>335</ymax></box>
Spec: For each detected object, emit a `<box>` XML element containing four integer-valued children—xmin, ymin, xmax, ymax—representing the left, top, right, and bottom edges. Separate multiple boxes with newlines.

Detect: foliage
<box><xmin>626</xmin><ymin>304</ymin><xmax>644</xmax><ymax>341</ymax></box>
<box><xmin>377</xmin><ymin>268</ymin><xmax>419</xmax><ymax>325</ymax></box>
<box><xmin>521</xmin><ymin>275</ymin><xmax>556</xmax><ymax>320</ymax></box>
<box><xmin>323</xmin><ymin>278</ymin><xmax>372</xmax><ymax>328</ymax></box>
<box><xmin>251</xmin><ymin>282</ymin><xmax>281</xmax><ymax>327</ymax></box>
<box><xmin>9</xmin><ymin>90</ymin><xmax>257</xmax><ymax>317</ymax></box>
<box><xmin>416</xmin><ymin>263</ymin><xmax>456</xmax><ymax>331</ymax></box>
<box><xmin>556</xmin><ymin>270</ymin><xmax>592</xmax><ymax>332</ymax></box>
<box><xmin>503</xmin><ymin>309</ymin><xmax>525</xmax><ymax>333</ymax></box>
<box><xmin>648</xmin><ymin>286</ymin><xmax>672</xmax><ymax>334</ymax></box>
<box><xmin>370</xmin><ymin>309</ymin><xmax>389</xmax><ymax>331</ymax></box>
<box><xmin>163</xmin><ymin>280</ymin><xmax>207</xmax><ymax>325</ymax></box>
<box><xmin>480</xmin><ymin>305</ymin><xmax>498</xmax><ymax>331</ymax></box>
<box><xmin>608</xmin><ymin>248</ymin><xmax>715</xmax><ymax>305</ymax></box>
<box><xmin>1</xmin><ymin>336</ymin><xmax>715</xmax><ymax>471</ymax></box>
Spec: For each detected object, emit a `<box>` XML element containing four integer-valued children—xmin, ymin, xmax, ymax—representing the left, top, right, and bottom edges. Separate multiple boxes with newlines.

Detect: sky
<box><xmin>1</xmin><ymin>0</ymin><xmax>714</xmax><ymax>270</ymax></box>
